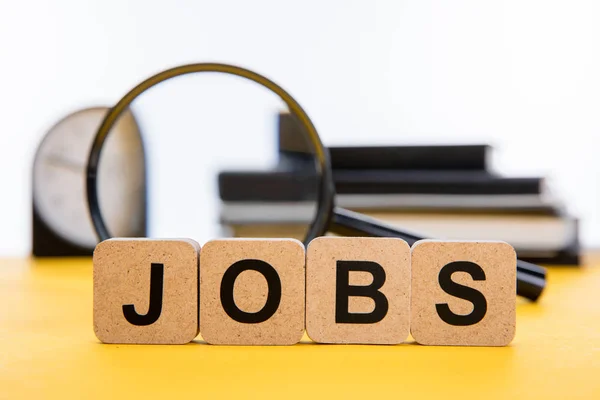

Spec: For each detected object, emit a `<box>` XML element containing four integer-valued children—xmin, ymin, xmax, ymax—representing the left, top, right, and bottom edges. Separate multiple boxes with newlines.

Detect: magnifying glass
<box><xmin>85</xmin><ymin>62</ymin><xmax>546</xmax><ymax>302</ymax></box>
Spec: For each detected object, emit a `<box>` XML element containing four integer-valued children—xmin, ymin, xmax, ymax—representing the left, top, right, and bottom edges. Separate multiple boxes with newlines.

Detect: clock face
<box><xmin>32</xmin><ymin>107</ymin><xmax>146</xmax><ymax>249</ymax></box>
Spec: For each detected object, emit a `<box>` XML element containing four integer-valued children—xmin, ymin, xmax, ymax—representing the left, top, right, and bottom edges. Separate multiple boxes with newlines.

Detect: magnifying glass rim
<box><xmin>85</xmin><ymin>62</ymin><xmax>335</xmax><ymax>246</ymax></box>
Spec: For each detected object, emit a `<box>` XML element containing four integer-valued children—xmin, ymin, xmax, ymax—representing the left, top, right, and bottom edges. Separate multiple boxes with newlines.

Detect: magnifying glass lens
<box><xmin>97</xmin><ymin>73</ymin><xmax>322</xmax><ymax>245</ymax></box>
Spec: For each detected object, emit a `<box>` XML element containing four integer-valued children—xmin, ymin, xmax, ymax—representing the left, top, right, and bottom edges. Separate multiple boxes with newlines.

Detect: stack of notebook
<box><xmin>218</xmin><ymin>113</ymin><xmax>580</xmax><ymax>265</ymax></box>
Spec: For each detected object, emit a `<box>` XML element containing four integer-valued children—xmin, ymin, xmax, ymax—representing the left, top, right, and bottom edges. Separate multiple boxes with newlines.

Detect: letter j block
<box><xmin>93</xmin><ymin>238</ymin><xmax>200</xmax><ymax>344</ymax></box>
<box><xmin>306</xmin><ymin>237</ymin><xmax>411</xmax><ymax>344</ymax></box>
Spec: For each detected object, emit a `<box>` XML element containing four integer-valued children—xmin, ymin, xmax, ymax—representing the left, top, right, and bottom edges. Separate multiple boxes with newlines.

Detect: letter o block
<box><xmin>200</xmin><ymin>239</ymin><xmax>305</xmax><ymax>345</ymax></box>
<box><xmin>411</xmin><ymin>240</ymin><xmax>516</xmax><ymax>346</ymax></box>
<box><xmin>306</xmin><ymin>237</ymin><xmax>411</xmax><ymax>344</ymax></box>
<box><xmin>93</xmin><ymin>238</ymin><xmax>200</xmax><ymax>344</ymax></box>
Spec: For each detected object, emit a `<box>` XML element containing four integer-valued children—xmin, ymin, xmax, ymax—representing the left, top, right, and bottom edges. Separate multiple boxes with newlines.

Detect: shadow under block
<box><xmin>200</xmin><ymin>238</ymin><xmax>305</xmax><ymax>345</ymax></box>
<box><xmin>306</xmin><ymin>237</ymin><xmax>411</xmax><ymax>344</ymax></box>
<box><xmin>93</xmin><ymin>238</ymin><xmax>200</xmax><ymax>344</ymax></box>
<box><xmin>410</xmin><ymin>240</ymin><xmax>516</xmax><ymax>346</ymax></box>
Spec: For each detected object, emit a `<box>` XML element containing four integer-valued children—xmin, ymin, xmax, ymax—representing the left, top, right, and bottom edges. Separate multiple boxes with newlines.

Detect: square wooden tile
<box><xmin>306</xmin><ymin>237</ymin><xmax>411</xmax><ymax>344</ymax></box>
<box><xmin>93</xmin><ymin>238</ymin><xmax>200</xmax><ymax>344</ymax></box>
<box><xmin>200</xmin><ymin>238</ymin><xmax>305</xmax><ymax>345</ymax></box>
<box><xmin>411</xmin><ymin>240</ymin><xmax>516</xmax><ymax>346</ymax></box>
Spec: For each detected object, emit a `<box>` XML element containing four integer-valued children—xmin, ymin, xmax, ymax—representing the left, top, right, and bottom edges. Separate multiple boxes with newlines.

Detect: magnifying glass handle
<box><xmin>330</xmin><ymin>207</ymin><xmax>546</xmax><ymax>302</ymax></box>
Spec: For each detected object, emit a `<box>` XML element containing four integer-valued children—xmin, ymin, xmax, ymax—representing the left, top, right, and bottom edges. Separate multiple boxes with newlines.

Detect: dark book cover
<box><xmin>218</xmin><ymin>169</ymin><xmax>319</xmax><ymax>202</ymax></box>
<box><xmin>332</xmin><ymin>170</ymin><xmax>543</xmax><ymax>195</ymax></box>
<box><xmin>519</xmin><ymin>249</ymin><xmax>581</xmax><ymax>266</ymax></box>
<box><xmin>218</xmin><ymin>168</ymin><xmax>544</xmax><ymax>200</ymax></box>
<box><xmin>278</xmin><ymin>112</ymin><xmax>489</xmax><ymax>170</ymax></box>
<box><xmin>518</xmin><ymin>219</ymin><xmax>581</xmax><ymax>266</ymax></box>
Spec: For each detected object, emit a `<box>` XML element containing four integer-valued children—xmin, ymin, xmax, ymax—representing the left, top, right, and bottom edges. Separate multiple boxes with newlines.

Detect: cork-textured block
<box><xmin>411</xmin><ymin>240</ymin><xmax>516</xmax><ymax>346</ymax></box>
<box><xmin>200</xmin><ymin>238</ymin><xmax>305</xmax><ymax>345</ymax></box>
<box><xmin>306</xmin><ymin>237</ymin><xmax>411</xmax><ymax>344</ymax></box>
<box><xmin>93</xmin><ymin>238</ymin><xmax>200</xmax><ymax>344</ymax></box>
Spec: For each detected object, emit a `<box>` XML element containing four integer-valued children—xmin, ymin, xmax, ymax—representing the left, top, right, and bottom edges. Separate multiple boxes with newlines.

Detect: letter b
<box><xmin>306</xmin><ymin>237</ymin><xmax>411</xmax><ymax>344</ymax></box>
<box><xmin>335</xmin><ymin>260</ymin><xmax>389</xmax><ymax>324</ymax></box>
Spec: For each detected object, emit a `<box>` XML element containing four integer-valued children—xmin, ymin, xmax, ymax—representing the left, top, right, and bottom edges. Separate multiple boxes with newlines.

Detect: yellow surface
<box><xmin>1</xmin><ymin>257</ymin><xmax>599</xmax><ymax>399</ymax></box>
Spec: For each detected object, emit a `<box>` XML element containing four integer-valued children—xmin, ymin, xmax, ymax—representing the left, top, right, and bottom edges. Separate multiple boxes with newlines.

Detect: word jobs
<box><xmin>93</xmin><ymin>237</ymin><xmax>516</xmax><ymax>346</ymax></box>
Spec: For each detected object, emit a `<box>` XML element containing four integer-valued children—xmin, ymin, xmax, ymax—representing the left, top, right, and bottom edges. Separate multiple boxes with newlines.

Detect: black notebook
<box><xmin>278</xmin><ymin>112</ymin><xmax>489</xmax><ymax>170</ymax></box>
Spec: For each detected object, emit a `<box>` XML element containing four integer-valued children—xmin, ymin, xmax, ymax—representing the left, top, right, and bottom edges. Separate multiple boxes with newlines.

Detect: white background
<box><xmin>1</xmin><ymin>0</ymin><xmax>599</xmax><ymax>256</ymax></box>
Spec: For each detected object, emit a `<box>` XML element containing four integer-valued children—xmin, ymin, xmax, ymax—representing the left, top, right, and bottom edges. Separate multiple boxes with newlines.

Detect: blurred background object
<box><xmin>219</xmin><ymin>112</ymin><xmax>581</xmax><ymax>265</ymax></box>
<box><xmin>1</xmin><ymin>0</ymin><xmax>599</xmax><ymax>256</ymax></box>
<box><xmin>31</xmin><ymin>107</ymin><xmax>147</xmax><ymax>256</ymax></box>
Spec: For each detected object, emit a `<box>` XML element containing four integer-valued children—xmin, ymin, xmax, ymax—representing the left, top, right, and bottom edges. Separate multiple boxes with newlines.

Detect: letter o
<box><xmin>220</xmin><ymin>259</ymin><xmax>282</xmax><ymax>324</ymax></box>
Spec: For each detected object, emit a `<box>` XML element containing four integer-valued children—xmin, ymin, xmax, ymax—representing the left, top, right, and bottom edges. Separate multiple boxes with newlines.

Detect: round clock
<box><xmin>32</xmin><ymin>107</ymin><xmax>147</xmax><ymax>254</ymax></box>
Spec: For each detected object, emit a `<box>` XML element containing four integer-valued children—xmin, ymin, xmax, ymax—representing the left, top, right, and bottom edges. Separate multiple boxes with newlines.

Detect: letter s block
<box><xmin>93</xmin><ymin>238</ymin><xmax>200</xmax><ymax>344</ymax></box>
<box><xmin>306</xmin><ymin>237</ymin><xmax>411</xmax><ymax>344</ymax></box>
<box><xmin>200</xmin><ymin>239</ymin><xmax>305</xmax><ymax>345</ymax></box>
<box><xmin>411</xmin><ymin>240</ymin><xmax>516</xmax><ymax>346</ymax></box>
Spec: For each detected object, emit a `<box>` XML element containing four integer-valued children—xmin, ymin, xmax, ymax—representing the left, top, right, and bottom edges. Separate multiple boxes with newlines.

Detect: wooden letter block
<box><xmin>411</xmin><ymin>240</ymin><xmax>516</xmax><ymax>346</ymax></box>
<box><xmin>306</xmin><ymin>237</ymin><xmax>411</xmax><ymax>344</ymax></box>
<box><xmin>93</xmin><ymin>238</ymin><xmax>200</xmax><ymax>344</ymax></box>
<box><xmin>200</xmin><ymin>239</ymin><xmax>305</xmax><ymax>345</ymax></box>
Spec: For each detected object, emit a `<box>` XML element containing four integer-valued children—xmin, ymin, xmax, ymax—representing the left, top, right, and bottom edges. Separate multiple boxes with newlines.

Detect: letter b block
<box><xmin>93</xmin><ymin>238</ymin><xmax>200</xmax><ymax>344</ymax></box>
<box><xmin>411</xmin><ymin>240</ymin><xmax>516</xmax><ymax>346</ymax></box>
<box><xmin>306</xmin><ymin>237</ymin><xmax>411</xmax><ymax>344</ymax></box>
<box><xmin>200</xmin><ymin>239</ymin><xmax>305</xmax><ymax>345</ymax></box>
